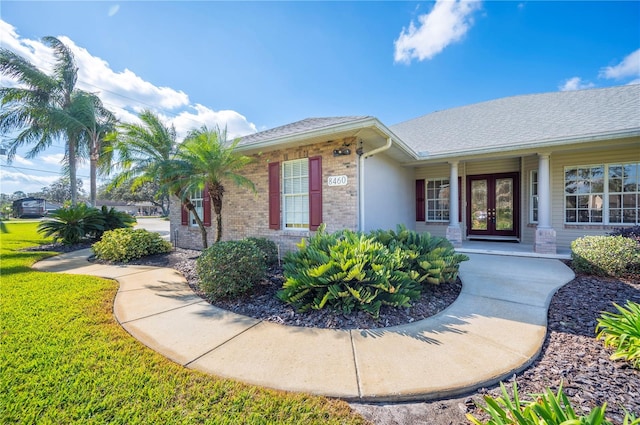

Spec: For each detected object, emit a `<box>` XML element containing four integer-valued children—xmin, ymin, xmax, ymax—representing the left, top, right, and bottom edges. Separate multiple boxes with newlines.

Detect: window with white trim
<box><xmin>426</xmin><ymin>178</ymin><xmax>450</xmax><ymax>221</ymax></box>
<box><xmin>564</xmin><ymin>162</ymin><xmax>639</xmax><ymax>225</ymax></box>
<box><xmin>530</xmin><ymin>170</ymin><xmax>538</xmax><ymax>223</ymax></box>
<box><xmin>609</xmin><ymin>163</ymin><xmax>639</xmax><ymax>224</ymax></box>
<box><xmin>190</xmin><ymin>189</ymin><xmax>203</xmax><ymax>227</ymax></box>
<box><xmin>283</xmin><ymin>159</ymin><xmax>309</xmax><ymax>229</ymax></box>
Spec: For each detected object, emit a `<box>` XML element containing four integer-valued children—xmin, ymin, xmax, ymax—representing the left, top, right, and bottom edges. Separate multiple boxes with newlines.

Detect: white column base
<box><xmin>446</xmin><ymin>226</ymin><xmax>463</xmax><ymax>248</ymax></box>
<box><xmin>534</xmin><ymin>227</ymin><xmax>557</xmax><ymax>254</ymax></box>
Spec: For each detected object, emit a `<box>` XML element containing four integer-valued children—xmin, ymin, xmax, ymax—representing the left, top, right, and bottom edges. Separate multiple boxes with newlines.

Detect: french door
<box><xmin>467</xmin><ymin>173</ymin><xmax>519</xmax><ymax>238</ymax></box>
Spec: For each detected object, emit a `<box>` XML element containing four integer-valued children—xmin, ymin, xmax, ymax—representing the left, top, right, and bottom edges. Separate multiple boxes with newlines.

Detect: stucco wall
<box><xmin>169</xmin><ymin>139</ymin><xmax>359</xmax><ymax>253</ymax></box>
<box><xmin>361</xmin><ymin>152</ymin><xmax>414</xmax><ymax>232</ymax></box>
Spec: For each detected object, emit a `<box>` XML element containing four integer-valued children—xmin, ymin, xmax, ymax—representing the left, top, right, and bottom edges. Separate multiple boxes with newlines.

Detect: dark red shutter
<box><xmin>181</xmin><ymin>203</ymin><xmax>188</xmax><ymax>225</ymax></box>
<box><xmin>268</xmin><ymin>162</ymin><xmax>280</xmax><ymax>230</ymax></box>
<box><xmin>415</xmin><ymin>179</ymin><xmax>425</xmax><ymax>221</ymax></box>
<box><xmin>309</xmin><ymin>156</ymin><xmax>322</xmax><ymax>231</ymax></box>
<box><xmin>203</xmin><ymin>184</ymin><xmax>211</xmax><ymax>227</ymax></box>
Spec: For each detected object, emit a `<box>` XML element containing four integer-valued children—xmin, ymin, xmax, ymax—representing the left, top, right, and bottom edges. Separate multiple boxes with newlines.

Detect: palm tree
<box><xmin>0</xmin><ymin>36</ymin><xmax>84</xmax><ymax>205</ymax></box>
<box><xmin>172</xmin><ymin>126</ymin><xmax>255</xmax><ymax>247</ymax></box>
<box><xmin>73</xmin><ymin>92</ymin><xmax>117</xmax><ymax>207</ymax></box>
<box><xmin>106</xmin><ymin>110</ymin><xmax>177</xmax><ymax>216</ymax></box>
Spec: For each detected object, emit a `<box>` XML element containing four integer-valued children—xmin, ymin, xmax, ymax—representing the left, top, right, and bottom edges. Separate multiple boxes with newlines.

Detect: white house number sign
<box><xmin>327</xmin><ymin>175</ymin><xmax>348</xmax><ymax>186</ymax></box>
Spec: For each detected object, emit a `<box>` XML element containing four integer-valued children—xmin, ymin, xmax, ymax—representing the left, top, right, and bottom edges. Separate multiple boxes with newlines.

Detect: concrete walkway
<box><xmin>33</xmin><ymin>250</ymin><xmax>575</xmax><ymax>402</ymax></box>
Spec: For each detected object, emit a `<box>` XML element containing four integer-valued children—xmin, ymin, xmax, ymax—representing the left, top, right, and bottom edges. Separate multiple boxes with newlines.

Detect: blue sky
<box><xmin>1</xmin><ymin>1</ymin><xmax>639</xmax><ymax>195</ymax></box>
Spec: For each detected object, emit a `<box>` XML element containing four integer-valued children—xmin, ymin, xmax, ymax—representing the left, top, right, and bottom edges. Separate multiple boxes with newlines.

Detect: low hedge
<box><xmin>571</xmin><ymin>235</ymin><xmax>640</xmax><ymax>277</ymax></box>
<box><xmin>92</xmin><ymin>228</ymin><xmax>172</xmax><ymax>262</ymax></box>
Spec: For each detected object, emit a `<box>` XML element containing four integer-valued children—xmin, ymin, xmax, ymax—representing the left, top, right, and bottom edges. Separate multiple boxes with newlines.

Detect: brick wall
<box><xmin>169</xmin><ymin>139</ymin><xmax>359</xmax><ymax>253</ymax></box>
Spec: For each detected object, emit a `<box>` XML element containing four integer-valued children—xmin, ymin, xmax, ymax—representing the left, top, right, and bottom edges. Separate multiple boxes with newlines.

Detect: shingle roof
<box><xmin>390</xmin><ymin>84</ymin><xmax>640</xmax><ymax>157</ymax></box>
<box><xmin>238</xmin><ymin>116</ymin><xmax>371</xmax><ymax>147</ymax></box>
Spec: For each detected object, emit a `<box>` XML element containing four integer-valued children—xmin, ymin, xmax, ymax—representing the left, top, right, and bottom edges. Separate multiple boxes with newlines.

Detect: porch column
<box><xmin>534</xmin><ymin>153</ymin><xmax>557</xmax><ymax>254</ymax></box>
<box><xmin>446</xmin><ymin>161</ymin><xmax>462</xmax><ymax>248</ymax></box>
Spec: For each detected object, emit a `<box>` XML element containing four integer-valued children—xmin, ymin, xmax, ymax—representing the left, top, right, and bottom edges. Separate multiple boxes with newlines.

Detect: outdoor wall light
<box><xmin>333</xmin><ymin>147</ymin><xmax>351</xmax><ymax>156</ymax></box>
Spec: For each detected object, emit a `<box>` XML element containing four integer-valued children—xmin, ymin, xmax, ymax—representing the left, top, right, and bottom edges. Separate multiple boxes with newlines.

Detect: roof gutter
<box><xmin>363</xmin><ymin>137</ymin><xmax>392</xmax><ymax>158</ymax></box>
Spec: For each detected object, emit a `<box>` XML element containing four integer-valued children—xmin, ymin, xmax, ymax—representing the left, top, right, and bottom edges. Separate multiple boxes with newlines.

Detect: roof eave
<box><xmin>407</xmin><ymin>129</ymin><xmax>640</xmax><ymax>164</ymax></box>
<box><xmin>237</xmin><ymin>117</ymin><xmax>419</xmax><ymax>159</ymax></box>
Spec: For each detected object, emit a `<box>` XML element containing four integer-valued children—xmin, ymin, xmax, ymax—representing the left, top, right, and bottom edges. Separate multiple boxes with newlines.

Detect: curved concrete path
<box><xmin>33</xmin><ymin>251</ymin><xmax>574</xmax><ymax>402</ymax></box>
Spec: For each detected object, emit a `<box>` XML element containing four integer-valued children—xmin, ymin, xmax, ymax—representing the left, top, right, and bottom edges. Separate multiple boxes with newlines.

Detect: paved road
<box><xmin>134</xmin><ymin>217</ymin><xmax>170</xmax><ymax>237</ymax></box>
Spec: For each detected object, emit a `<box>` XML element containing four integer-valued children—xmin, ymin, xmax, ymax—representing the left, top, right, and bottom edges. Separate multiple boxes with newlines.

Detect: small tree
<box><xmin>171</xmin><ymin>126</ymin><xmax>255</xmax><ymax>248</ymax></box>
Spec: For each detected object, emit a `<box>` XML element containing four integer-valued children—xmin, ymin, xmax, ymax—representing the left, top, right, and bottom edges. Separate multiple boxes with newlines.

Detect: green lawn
<box><xmin>0</xmin><ymin>222</ymin><xmax>365</xmax><ymax>424</ymax></box>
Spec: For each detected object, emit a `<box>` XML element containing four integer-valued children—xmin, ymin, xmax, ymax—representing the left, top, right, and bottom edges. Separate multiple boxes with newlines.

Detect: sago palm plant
<box><xmin>37</xmin><ymin>204</ymin><xmax>105</xmax><ymax>245</ymax></box>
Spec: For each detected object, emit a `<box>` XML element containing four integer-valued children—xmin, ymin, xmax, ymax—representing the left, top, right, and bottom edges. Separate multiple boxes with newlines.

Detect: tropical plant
<box><xmin>467</xmin><ymin>381</ymin><xmax>613</xmax><ymax>425</ymax></box>
<box><xmin>371</xmin><ymin>225</ymin><xmax>469</xmax><ymax>285</ymax></box>
<box><xmin>278</xmin><ymin>225</ymin><xmax>422</xmax><ymax>318</ymax></box>
<box><xmin>92</xmin><ymin>228</ymin><xmax>172</xmax><ymax>262</ymax></box>
<box><xmin>0</xmin><ymin>36</ymin><xmax>86</xmax><ymax>205</ymax></box>
<box><xmin>105</xmin><ymin>110</ymin><xmax>177</xmax><ymax>216</ymax></box>
<box><xmin>596</xmin><ymin>301</ymin><xmax>640</xmax><ymax>370</ymax></box>
<box><xmin>196</xmin><ymin>239</ymin><xmax>266</xmax><ymax>300</ymax></box>
<box><xmin>571</xmin><ymin>235</ymin><xmax>640</xmax><ymax>276</ymax></box>
<box><xmin>67</xmin><ymin>91</ymin><xmax>117</xmax><ymax>207</ymax></box>
<box><xmin>37</xmin><ymin>204</ymin><xmax>104</xmax><ymax>245</ymax></box>
<box><xmin>170</xmin><ymin>126</ymin><xmax>255</xmax><ymax>247</ymax></box>
<box><xmin>95</xmin><ymin>205</ymin><xmax>136</xmax><ymax>239</ymax></box>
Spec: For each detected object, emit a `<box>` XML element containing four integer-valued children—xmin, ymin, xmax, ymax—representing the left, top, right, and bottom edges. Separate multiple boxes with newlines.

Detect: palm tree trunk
<box><xmin>90</xmin><ymin>138</ymin><xmax>98</xmax><ymax>207</ymax></box>
<box><xmin>68</xmin><ymin>135</ymin><xmax>77</xmax><ymax>206</ymax></box>
<box><xmin>183</xmin><ymin>198</ymin><xmax>208</xmax><ymax>249</ymax></box>
<box><xmin>212</xmin><ymin>193</ymin><xmax>223</xmax><ymax>243</ymax></box>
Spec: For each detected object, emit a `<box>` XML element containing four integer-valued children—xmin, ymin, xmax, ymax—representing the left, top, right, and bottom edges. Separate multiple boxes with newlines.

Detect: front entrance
<box><xmin>467</xmin><ymin>173</ymin><xmax>520</xmax><ymax>239</ymax></box>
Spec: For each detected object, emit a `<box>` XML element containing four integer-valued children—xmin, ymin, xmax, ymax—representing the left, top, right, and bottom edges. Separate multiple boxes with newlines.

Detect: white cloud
<box><xmin>599</xmin><ymin>49</ymin><xmax>640</xmax><ymax>80</ymax></box>
<box><xmin>0</xmin><ymin>169</ymin><xmax>59</xmax><ymax>193</ymax></box>
<box><xmin>559</xmin><ymin>77</ymin><xmax>595</xmax><ymax>92</ymax></box>
<box><xmin>108</xmin><ymin>4</ymin><xmax>120</xmax><ymax>17</ymax></box>
<box><xmin>394</xmin><ymin>0</ymin><xmax>482</xmax><ymax>64</ymax></box>
<box><xmin>13</xmin><ymin>155</ymin><xmax>34</xmax><ymax>166</ymax></box>
<box><xmin>0</xmin><ymin>19</ymin><xmax>258</xmax><ymax>140</ymax></box>
<box><xmin>40</xmin><ymin>153</ymin><xmax>66</xmax><ymax>165</ymax></box>
<box><xmin>171</xmin><ymin>104</ymin><xmax>257</xmax><ymax>140</ymax></box>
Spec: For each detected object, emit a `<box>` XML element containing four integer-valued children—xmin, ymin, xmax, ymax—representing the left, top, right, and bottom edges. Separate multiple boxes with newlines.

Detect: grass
<box><xmin>0</xmin><ymin>222</ymin><xmax>365</xmax><ymax>424</ymax></box>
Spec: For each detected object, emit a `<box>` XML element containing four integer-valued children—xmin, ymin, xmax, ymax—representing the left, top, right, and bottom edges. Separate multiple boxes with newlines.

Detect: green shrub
<box><xmin>245</xmin><ymin>237</ymin><xmax>279</xmax><ymax>266</ymax></box>
<box><xmin>92</xmin><ymin>228</ymin><xmax>172</xmax><ymax>262</ymax></box>
<box><xmin>371</xmin><ymin>225</ymin><xmax>469</xmax><ymax>285</ymax></box>
<box><xmin>278</xmin><ymin>225</ymin><xmax>466</xmax><ymax>318</ymax></box>
<box><xmin>596</xmin><ymin>300</ymin><xmax>640</xmax><ymax>370</ymax></box>
<box><xmin>196</xmin><ymin>240</ymin><xmax>266</xmax><ymax>301</ymax></box>
<box><xmin>467</xmin><ymin>381</ymin><xmax>613</xmax><ymax>425</ymax></box>
<box><xmin>38</xmin><ymin>204</ymin><xmax>105</xmax><ymax>245</ymax></box>
<box><xmin>571</xmin><ymin>235</ymin><xmax>640</xmax><ymax>276</ymax></box>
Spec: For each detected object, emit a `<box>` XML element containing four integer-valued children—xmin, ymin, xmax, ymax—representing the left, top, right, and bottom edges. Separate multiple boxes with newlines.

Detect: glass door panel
<box><xmin>495</xmin><ymin>178</ymin><xmax>514</xmax><ymax>231</ymax></box>
<box><xmin>467</xmin><ymin>173</ymin><xmax>519</xmax><ymax>238</ymax></box>
<box><xmin>471</xmin><ymin>179</ymin><xmax>488</xmax><ymax>231</ymax></box>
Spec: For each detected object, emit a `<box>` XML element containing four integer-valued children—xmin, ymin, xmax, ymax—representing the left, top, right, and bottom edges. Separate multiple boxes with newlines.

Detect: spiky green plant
<box><xmin>94</xmin><ymin>205</ymin><xmax>136</xmax><ymax>239</ymax></box>
<box><xmin>280</xmin><ymin>225</ymin><xmax>464</xmax><ymax>318</ymax></box>
<box><xmin>371</xmin><ymin>225</ymin><xmax>468</xmax><ymax>284</ymax></box>
<box><xmin>466</xmin><ymin>381</ymin><xmax>612</xmax><ymax>425</ymax></box>
<box><xmin>37</xmin><ymin>204</ymin><xmax>104</xmax><ymax>245</ymax></box>
<box><xmin>596</xmin><ymin>301</ymin><xmax>640</xmax><ymax>370</ymax></box>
